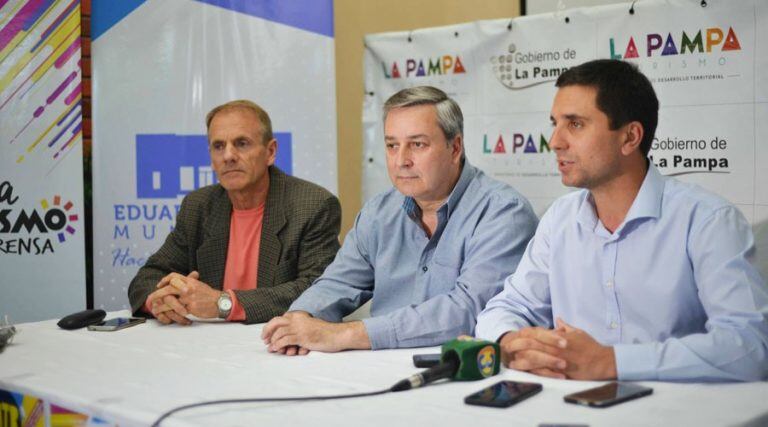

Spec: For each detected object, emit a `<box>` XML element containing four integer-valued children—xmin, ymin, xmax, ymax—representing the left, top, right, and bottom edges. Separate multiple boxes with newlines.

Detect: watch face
<box><xmin>219</xmin><ymin>298</ymin><xmax>232</xmax><ymax>310</ymax></box>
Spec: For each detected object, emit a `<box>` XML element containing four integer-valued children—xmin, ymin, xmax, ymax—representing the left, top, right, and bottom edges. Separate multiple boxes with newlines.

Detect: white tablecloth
<box><xmin>1</xmin><ymin>311</ymin><xmax>766</xmax><ymax>427</ymax></box>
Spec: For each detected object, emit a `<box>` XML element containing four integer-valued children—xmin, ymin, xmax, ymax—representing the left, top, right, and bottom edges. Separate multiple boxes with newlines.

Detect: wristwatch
<box><xmin>217</xmin><ymin>292</ymin><xmax>233</xmax><ymax>319</ymax></box>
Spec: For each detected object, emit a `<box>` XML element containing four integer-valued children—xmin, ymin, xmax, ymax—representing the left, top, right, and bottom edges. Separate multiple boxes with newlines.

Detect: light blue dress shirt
<box><xmin>289</xmin><ymin>160</ymin><xmax>538</xmax><ymax>349</ymax></box>
<box><xmin>476</xmin><ymin>165</ymin><xmax>768</xmax><ymax>382</ymax></box>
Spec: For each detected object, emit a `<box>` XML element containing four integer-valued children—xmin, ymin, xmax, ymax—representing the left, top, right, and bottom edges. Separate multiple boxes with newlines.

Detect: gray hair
<box><xmin>206</xmin><ymin>99</ymin><xmax>273</xmax><ymax>144</ymax></box>
<box><xmin>383</xmin><ymin>86</ymin><xmax>463</xmax><ymax>144</ymax></box>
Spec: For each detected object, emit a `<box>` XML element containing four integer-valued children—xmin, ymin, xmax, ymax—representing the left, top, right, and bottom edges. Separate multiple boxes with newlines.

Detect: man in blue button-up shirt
<box><xmin>262</xmin><ymin>86</ymin><xmax>538</xmax><ymax>354</ymax></box>
<box><xmin>476</xmin><ymin>59</ymin><xmax>768</xmax><ymax>382</ymax></box>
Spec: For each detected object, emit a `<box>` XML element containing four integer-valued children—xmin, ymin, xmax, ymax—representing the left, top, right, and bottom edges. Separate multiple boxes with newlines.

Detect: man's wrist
<box><xmin>217</xmin><ymin>291</ymin><xmax>232</xmax><ymax>319</ymax></box>
<box><xmin>361</xmin><ymin>316</ymin><xmax>397</xmax><ymax>349</ymax></box>
<box><xmin>287</xmin><ymin>310</ymin><xmax>312</xmax><ymax>318</ymax></box>
<box><xmin>600</xmin><ymin>345</ymin><xmax>618</xmax><ymax>379</ymax></box>
<box><xmin>498</xmin><ymin>330</ymin><xmax>518</xmax><ymax>343</ymax></box>
<box><xmin>338</xmin><ymin>321</ymin><xmax>371</xmax><ymax>350</ymax></box>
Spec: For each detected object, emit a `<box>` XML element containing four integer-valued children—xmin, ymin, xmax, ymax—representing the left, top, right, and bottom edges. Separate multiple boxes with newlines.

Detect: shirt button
<box><xmin>422</xmin><ymin>266</ymin><xmax>428</xmax><ymax>272</ymax></box>
<box><xmin>609</xmin><ymin>322</ymin><xmax>618</xmax><ymax>329</ymax></box>
<box><xmin>605</xmin><ymin>280</ymin><xmax>614</xmax><ymax>288</ymax></box>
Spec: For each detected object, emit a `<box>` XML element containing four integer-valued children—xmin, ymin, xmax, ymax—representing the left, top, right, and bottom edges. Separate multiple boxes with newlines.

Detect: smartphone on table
<box><xmin>412</xmin><ymin>353</ymin><xmax>442</xmax><ymax>368</ymax></box>
<box><xmin>464</xmin><ymin>380</ymin><xmax>542</xmax><ymax>408</ymax></box>
<box><xmin>563</xmin><ymin>382</ymin><xmax>652</xmax><ymax>408</ymax></box>
<box><xmin>87</xmin><ymin>317</ymin><xmax>146</xmax><ymax>331</ymax></box>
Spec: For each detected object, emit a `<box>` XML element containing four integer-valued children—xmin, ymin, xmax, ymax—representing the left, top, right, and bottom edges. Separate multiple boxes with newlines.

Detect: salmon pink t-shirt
<box><xmin>222</xmin><ymin>203</ymin><xmax>265</xmax><ymax>321</ymax></box>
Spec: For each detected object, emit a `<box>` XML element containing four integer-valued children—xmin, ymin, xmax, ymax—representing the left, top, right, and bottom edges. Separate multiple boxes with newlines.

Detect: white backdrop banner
<box><xmin>92</xmin><ymin>0</ymin><xmax>337</xmax><ymax>311</ymax></box>
<box><xmin>0</xmin><ymin>0</ymin><xmax>86</xmax><ymax>322</ymax></box>
<box><xmin>363</xmin><ymin>0</ymin><xmax>768</xmax><ymax>277</ymax></box>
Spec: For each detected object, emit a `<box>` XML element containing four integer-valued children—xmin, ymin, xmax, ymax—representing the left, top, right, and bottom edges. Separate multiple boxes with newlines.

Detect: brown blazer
<box><xmin>128</xmin><ymin>166</ymin><xmax>341</xmax><ymax>323</ymax></box>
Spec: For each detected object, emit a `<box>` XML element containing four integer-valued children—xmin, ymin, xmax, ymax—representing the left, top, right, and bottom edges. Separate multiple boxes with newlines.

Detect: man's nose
<box><xmin>396</xmin><ymin>146</ymin><xmax>412</xmax><ymax>167</ymax></box>
<box><xmin>549</xmin><ymin>126</ymin><xmax>566</xmax><ymax>151</ymax></box>
<box><xmin>222</xmin><ymin>143</ymin><xmax>237</xmax><ymax>161</ymax></box>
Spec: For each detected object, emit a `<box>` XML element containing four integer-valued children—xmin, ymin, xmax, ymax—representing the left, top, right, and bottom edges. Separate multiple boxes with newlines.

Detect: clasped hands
<box><xmin>145</xmin><ymin>271</ymin><xmax>222</xmax><ymax>325</ymax></box>
<box><xmin>261</xmin><ymin>311</ymin><xmax>371</xmax><ymax>356</ymax></box>
<box><xmin>499</xmin><ymin>318</ymin><xmax>617</xmax><ymax>380</ymax></box>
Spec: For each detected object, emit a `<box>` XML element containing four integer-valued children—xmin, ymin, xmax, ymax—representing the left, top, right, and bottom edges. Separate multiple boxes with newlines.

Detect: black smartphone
<box><xmin>412</xmin><ymin>353</ymin><xmax>442</xmax><ymax>368</ymax></box>
<box><xmin>464</xmin><ymin>380</ymin><xmax>542</xmax><ymax>408</ymax></box>
<box><xmin>563</xmin><ymin>382</ymin><xmax>652</xmax><ymax>408</ymax></box>
<box><xmin>87</xmin><ymin>317</ymin><xmax>146</xmax><ymax>331</ymax></box>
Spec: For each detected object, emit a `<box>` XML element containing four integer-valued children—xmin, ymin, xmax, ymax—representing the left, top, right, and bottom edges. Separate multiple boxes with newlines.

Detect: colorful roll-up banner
<box><xmin>0</xmin><ymin>0</ymin><xmax>86</xmax><ymax>322</ymax></box>
<box><xmin>364</xmin><ymin>0</ymin><xmax>768</xmax><ymax>277</ymax></box>
<box><xmin>0</xmin><ymin>388</ymin><xmax>116</xmax><ymax>426</ymax></box>
<box><xmin>91</xmin><ymin>0</ymin><xmax>337</xmax><ymax>310</ymax></box>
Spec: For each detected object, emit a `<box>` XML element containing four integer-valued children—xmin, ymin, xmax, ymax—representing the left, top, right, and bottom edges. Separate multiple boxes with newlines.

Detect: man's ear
<box><xmin>451</xmin><ymin>135</ymin><xmax>463</xmax><ymax>164</ymax></box>
<box><xmin>266</xmin><ymin>138</ymin><xmax>278</xmax><ymax>166</ymax></box>
<box><xmin>621</xmin><ymin>121</ymin><xmax>644</xmax><ymax>156</ymax></box>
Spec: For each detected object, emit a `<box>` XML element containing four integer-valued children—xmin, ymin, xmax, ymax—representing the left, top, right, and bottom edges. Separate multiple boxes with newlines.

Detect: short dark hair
<box><xmin>555</xmin><ymin>59</ymin><xmax>658</xmax><ymax>157</ymax></box>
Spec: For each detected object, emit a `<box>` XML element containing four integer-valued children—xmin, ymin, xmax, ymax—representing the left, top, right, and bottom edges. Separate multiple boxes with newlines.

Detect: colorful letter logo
<box><xmin>477</xmin><ymin>345</ymin><xmax>496</xmax><ymax>377</ymax></box>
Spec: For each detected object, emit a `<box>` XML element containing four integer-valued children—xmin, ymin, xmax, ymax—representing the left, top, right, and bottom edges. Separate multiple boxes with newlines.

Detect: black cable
<box><xmin>151</xmin><ymin>386</ymin><xmax>393</xmax><ymax>427</ymax></box>
<box><xmin>152</xmin><ymin>359</ymin><xmax>458</xmax><ymax>425</ymax></box>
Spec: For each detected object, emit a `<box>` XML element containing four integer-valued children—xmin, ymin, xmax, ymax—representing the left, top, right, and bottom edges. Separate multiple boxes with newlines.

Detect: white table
<box><xmin>1</xmin><ymin>312</ymin><xmax>766</xmax><ymax>427</ymax></box>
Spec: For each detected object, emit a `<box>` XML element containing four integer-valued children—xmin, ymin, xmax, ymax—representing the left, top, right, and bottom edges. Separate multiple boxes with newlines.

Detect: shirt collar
<box><xmin>623</xmin><ymin>163</ymin><xmax>664</xmax><ymax>223</ymax></box>
<box><xmin>576</xmin><ymin>191</ymin><xmax>599</xmax><ymax>230</ymax></box>
<box><xmin>576</xmin><ymin>163</ymin><xmax>665</xmax><ymax>231</ymax></box>
<box><xmin>402</xmin><ymin>158</ymin><xmax>476</xmax><ymax>220</ymax></box>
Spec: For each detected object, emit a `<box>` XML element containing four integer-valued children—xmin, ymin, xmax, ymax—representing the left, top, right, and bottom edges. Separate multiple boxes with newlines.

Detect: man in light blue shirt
<box><xmin>476</xmin><ymin>59</ymin><xmax>768</xmax><ymax>382</ymax></box>
<box><xmin>262</xmin><ymin>86</ymin><xmax>537</xmax><ymax>354</ymax></box>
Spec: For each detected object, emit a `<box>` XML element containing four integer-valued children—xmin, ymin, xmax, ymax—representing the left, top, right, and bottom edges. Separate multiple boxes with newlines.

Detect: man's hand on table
<box><xmin>498</xmin><ymin>318</ymin><xmax>617</xmax><ymax>380</ymax></box>
<box><xmin>146</xmin><ymin>271</ymin><xmax>224</xmax><ymax>324</ymax></box>
<box><xmin>146</xmin><ymin>272</ymin><xmax>195</xmax><ymax>325</ymax></box>
<box><xmin>553</xmin><ymin>318</ymin><xmax>617</xmax><ymax>380</ymax></box>
<box><xmin>261</xmin><ymin>311</ymin><xmax>372</xmax><ymax>355</ymax></box>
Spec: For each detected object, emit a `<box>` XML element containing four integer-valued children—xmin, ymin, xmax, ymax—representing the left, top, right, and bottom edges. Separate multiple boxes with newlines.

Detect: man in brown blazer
<box><xmin>127</xmin><ymin>100</ymin><xmax>341</xmax><ymax>324</ymax></box>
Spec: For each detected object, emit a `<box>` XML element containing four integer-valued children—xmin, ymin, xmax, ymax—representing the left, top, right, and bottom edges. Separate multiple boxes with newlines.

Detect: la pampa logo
<box><xmin>0</xmin><ymin>181</ymin><xmax>78</xmax><ymax>255</ymax></box>
<box><xmin>382</xmin><ymin>54</ymin><xmax>466</xmax><ymax>79</ymax></box>
<box><xmin>490</xmin><ymin>44</ymin><xmax>575</xmax><ymax>90</ymax></box>
<box><xmin>483</xmin><ymin>132</ymin><xmax>552</xmax><ymax>155</ymax></box>
<box><xmin>609</xmin><ymin>26</ymin><xmax>741</xmax><ymax>59</ymax></box>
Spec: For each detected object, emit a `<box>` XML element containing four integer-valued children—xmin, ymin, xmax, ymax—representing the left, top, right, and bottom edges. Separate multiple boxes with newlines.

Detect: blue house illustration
<box><xmin>136</xmin><ymin>133</ymin><xmax>292</xmax><ymax>199</ymax></box>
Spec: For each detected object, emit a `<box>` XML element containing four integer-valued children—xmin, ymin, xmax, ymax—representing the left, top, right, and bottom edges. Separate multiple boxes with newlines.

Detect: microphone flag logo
<box><xmin>477</xmin><ymin>345</ymin><xmax>496</xmax><ymax>377</ymax></box>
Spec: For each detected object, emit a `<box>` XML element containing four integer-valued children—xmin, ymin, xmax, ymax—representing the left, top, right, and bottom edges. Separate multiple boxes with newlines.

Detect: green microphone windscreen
<box><xmin>440</xmin><ymin>336</ymin><xmax>501</xmax><ymax>381</ymax></box>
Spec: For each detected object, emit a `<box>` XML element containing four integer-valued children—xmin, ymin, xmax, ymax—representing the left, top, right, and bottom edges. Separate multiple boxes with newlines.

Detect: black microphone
<box><xmin>390</xmin><ymin>337</ymin><xmax>501</xmax><ymax>392</ymax></box>
<box><xmin>57</xmin><ymin>309</ymin><xmax>107</xmax><ymax>330</ymax></box>
<box><xmin>391</xmin><ymin>352</ymin><xmax>459</xmax><ymax>391</ymax></box>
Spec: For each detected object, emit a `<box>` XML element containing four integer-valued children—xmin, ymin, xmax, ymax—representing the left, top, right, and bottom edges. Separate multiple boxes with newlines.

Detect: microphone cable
<box><xmin>151</xmin><ymin>359</ymin><xmax>459</xmax><ymax>426</ymax></box>
<box><xmin>151</xmin><ymin>385</ymin><xmax>392</xmax><ymax>426</ymax></box>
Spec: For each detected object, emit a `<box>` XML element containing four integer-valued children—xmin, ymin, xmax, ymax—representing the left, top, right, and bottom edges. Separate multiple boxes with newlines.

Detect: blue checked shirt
<box><xmin>476</xmin><ymin>165</ymin><xmax>768</xmax><ymax>382</ymax></box>
<box><xmin>289</xmin><ymin>160</ymin><xmax>538</xmax><ymax>349</ymax></box>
